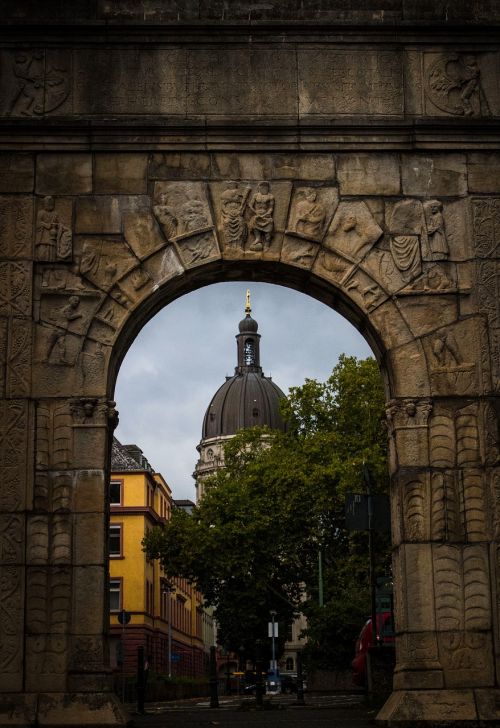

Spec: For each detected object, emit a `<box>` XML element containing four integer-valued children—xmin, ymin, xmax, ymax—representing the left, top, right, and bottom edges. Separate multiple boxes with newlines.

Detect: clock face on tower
<box><xmin>244</xmin><ymin>339</ymin><xmax>255</xmax><ymax>366</ymax></box>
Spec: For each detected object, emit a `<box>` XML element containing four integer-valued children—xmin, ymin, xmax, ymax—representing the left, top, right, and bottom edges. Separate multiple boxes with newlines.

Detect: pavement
<box><xmin>128</xmin><ymin>693</ymin><xmax>378</xmax><ymax>727</ymax></box>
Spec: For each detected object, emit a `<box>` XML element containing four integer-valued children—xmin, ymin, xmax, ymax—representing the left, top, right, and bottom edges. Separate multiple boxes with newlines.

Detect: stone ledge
<box><xmin>0</xmin><ymin>693</ymin><xmax>131</xmax><ymax>728</ymax></box>
<box><xmin>376</xmin><ymin>688</ymin><xmax>500</xmax><ymax>726</ymax></box>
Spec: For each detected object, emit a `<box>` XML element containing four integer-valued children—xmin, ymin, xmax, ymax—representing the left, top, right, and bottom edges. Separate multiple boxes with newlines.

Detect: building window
<box><xmin>286</xmin><ymin>657</ymin><xmax>294</xmax><ymax>671</ymax></box>
<box><xmin>109</xmin><ymin>578</ymin><xmax>122</xmax><ymax>611</ymax></box>
<box><xmin>109</xmin><ymin>524</ymin><xmax>122</xmax><ymax>557</ymax></box>
<box><xmin>286</xmin><ymin>621</ymin><xmax>294</xmax><ymax>642</ymax></box>
<box><xmin>244</xmin><ymin>338</ymin><xmax>255</xmax><ymax>365</ymax></box>
<box><xmin>110</xmin><ymin>480</ymin><xmax>122</xmax><ymax>505</ymax></box>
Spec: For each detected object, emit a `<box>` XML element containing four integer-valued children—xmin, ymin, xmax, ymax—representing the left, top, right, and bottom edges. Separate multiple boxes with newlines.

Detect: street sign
<box><xmin>345</xmin><ymin>493</ymin><xmax>390</xmax><ymax>532</ymax></box>
<box><xmin>117</xmin><ymin>609</ymin><xmax>131</xmax><ymax>625</ymax></box>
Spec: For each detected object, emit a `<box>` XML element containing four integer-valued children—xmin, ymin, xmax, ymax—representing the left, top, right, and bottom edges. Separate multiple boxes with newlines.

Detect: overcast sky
<box><xmin>114</xmin><ymin>282</ymin><xmax>373</xmax><ymax>500</ymax></box>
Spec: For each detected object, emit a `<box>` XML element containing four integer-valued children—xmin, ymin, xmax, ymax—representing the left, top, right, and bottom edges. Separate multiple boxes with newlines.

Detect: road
<box><xmin>129</xmin><ymin>694</ymin><xmax>376</xmax><ymax>727</ymax></box>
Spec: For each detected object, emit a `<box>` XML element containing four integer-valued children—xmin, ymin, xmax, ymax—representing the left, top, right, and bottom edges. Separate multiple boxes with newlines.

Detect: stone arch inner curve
<box><xmin>4</xmin><ymin>160</ymin><xmax>499</xmax><ymax>727</ymax></box>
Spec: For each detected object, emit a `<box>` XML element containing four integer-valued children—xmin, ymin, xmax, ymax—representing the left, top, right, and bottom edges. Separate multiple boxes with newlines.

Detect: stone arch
<box><xmin>2</xmin><ymin>159</ymin><xmax>499</xmax><ymax>727</ymax></box>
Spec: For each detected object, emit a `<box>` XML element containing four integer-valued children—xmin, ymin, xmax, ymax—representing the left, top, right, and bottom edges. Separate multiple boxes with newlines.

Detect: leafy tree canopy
<box><xmin>143</xmin><ymin>355</ymin><xmax>390</xmax><ymax>666</ymax></box>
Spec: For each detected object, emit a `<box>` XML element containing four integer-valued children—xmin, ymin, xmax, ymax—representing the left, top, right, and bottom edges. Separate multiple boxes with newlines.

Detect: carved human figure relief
<box><xmin>324</xmin><ymin>201</ymin><xmax>382</xmax><ymax>261</ymax></box>
<box><xmin>9</xmin><ymin>51</ymin><xmax>70</xmax><ymax>117</ymax></box>
<box><xmin>220</xmin><ymin>181</ymin><xmax>250</xmax><ymax>248</ymax></box>
<box><xmin>247</xmin><ymin>182</ymin><xmax>275</xmax><ymax>252</ymax></box>
<box><xmin>423</xmin><ymin>200</ymin><xmax>449</xmax><ymax>261</ymax></box>
<box><xmin>36</xmin><ymin>196</ymin><xmax>72</xmax><ymax>262</ymax></box>
<box><xmin>46</xmin><ymin>296</ymin><xmax>83</xmax><ymax>365</ymax></box>
<box><xmin>291</xmin><ymin>188</ymin><xmax>326</xmax><ymax>240</ymax></box>
<box><xmin>153</xmin><ymin>192</ymin><xmax>178</xmax><ymax>239</ymax></box>
<box><xmin>425</xmin><ymin>53</ymin><xmax>491</xmax><ymax>117</ymax></box>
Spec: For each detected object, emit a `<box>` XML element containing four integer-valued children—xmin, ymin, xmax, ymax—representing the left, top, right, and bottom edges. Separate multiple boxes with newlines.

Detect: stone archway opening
<box><xmin>4</xmin><ymin>151</ymin><xmax>499</xmax><ymax>728</ymax></box>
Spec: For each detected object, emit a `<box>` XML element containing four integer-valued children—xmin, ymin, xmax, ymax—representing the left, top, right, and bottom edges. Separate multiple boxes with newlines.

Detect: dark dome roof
<box><xmin>239</xmin><ymin>314</ymin><xmax>258</xmax><ymax>333</ymax></box>
<box><xmin>202</xmin><ymin>372</ymin><xmax>287</xmax><ymax>439</ymax></box>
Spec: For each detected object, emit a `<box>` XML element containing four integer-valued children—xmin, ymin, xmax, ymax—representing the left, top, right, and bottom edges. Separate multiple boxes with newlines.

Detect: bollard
<box><xmin>209</xmin><ymin>646</ymin><xmax>219</xmax><ymax>708</ymax></box>
<box><xmin>296</xmin><ymin>650</ymin><xmax>305</xmax><ymax>705</ymax></box>
<box><xmin>137</xmin><ymin>646</ymin><xmax>145</xmax><ymax>715</ymax></box>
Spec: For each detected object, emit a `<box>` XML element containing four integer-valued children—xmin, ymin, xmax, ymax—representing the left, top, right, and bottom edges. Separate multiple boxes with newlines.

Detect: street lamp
<box><xmin>161</xmin><ymin>581</ymin><xmax>176</xmax><ymax>678</ymax></box>
<box><xmin>269</xmin><ymin>610</ymin><xmax>277</xmax><ymax>672</ymax></box>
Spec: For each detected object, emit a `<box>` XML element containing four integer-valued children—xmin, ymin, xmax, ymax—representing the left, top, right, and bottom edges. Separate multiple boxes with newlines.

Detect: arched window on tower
<box><xmin>244</xmin><ymin>338</ymin><xmax>255</xmax><ymax>365</ymax></box>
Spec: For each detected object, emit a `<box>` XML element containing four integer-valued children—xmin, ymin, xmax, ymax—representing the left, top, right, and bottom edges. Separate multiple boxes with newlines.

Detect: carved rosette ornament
<box><xmin>425</xmin><ymin>52</ymin><xmax>491</xmax><ymax>117</ymax></box>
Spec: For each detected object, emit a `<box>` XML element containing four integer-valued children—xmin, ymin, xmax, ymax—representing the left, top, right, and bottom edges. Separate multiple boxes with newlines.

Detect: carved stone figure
<box><xmin>178</xmin><ymin>199</ymin><xmax>209</xmax><ymax>234</ymax></box>
<box><xmin>423</xmin><ymin>200</ymin><xmax>449</xmax><ymax>260</ymax></box>
<box><xmin>9</xmin><ymin>52</ymin><xmax>70</xmax><ymax>117</ymax></box>
<box><xmin>247</xmin><ymin>182</ymin><xmax>274</xmax><ymax>251</ymax></box>
<box><xmin>388</xmin><ymin>199</ymin><xmax>425</xmax><ymax>282</ymax></box>
<box><xmin>292</xmin><ymin>188</ymin><xmax>326</xmax><ymax>240</ymax></box>
<box><xmin>47</xmin><ymin>296</ymin><xmax>83</xmax><ymax>365</ymax></box>
<box><xmin>426</xmin><ymin>53</ymin><xmax>491</xmax><ymax>117</ymax></box>
<box><xmin>220</xmin><ymin>181</ymin><xmax>250</xmax><ymax>248</ymax></box>
<box><xmin>153</xmin><ymin>192</ymin><xmax>178</xmax><ymax>239</ymax></box>
<box><xmin>432</xmin><ymin>330</ymin><xmax>462</xmax><ymax>368</ymax></box>
<box><xmin>35</xmin><ymin>196</ymin><xmax>72</xmax><ymax>262</ymax></box>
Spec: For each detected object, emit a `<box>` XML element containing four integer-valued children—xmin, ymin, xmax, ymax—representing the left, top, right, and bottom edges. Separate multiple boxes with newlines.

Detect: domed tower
<box><xmin>194</xmin><ymin>291</ymin><xmax>287</xmax><ymax>501</ymax></box>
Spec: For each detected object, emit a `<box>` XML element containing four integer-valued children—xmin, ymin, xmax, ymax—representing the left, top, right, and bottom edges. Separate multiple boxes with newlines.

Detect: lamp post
<box><xmin>161</xmin><ymin>581</ymin><xmax>175</xmax><ymax>678</ymax></box>
<box><xmin>269</xmin><ymin>610</ymin><xmax>277</xmax><ymax>672</ymax></box>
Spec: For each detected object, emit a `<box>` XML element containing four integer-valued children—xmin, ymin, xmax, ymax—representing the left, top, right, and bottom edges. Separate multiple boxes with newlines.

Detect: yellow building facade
<box><xmin>108</xmin><ymin>439</ymin><xmax>213</xmax><ymax>677</ymax></box>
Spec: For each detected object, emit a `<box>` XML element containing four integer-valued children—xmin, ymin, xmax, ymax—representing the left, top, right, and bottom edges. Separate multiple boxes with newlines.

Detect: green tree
<box><xmin>143</xmin><ymin>355</ymin><xmax>390</xmax><ymax>666</ymax></box>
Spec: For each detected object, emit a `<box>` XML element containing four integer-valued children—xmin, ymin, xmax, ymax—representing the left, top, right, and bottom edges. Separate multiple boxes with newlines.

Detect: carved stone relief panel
<box><xmin>324</xmin><ymin>201</ymin><xmax>383</xmax><ymax>263</ymax></box>
<box><xmin>123</xmin><ymin>210</ymin><xmax>166</xmax><ymax>260</ymax></box>
<box><xmin>298</xmin><ymin>49</ymin><xmax>403</xmax><ymax>116</ymax></box>
<box><xmin>34</xmin><ymin>471</ymin><xmax>73</xmax><ymax>513</ymax></box>
<box><xmin>0</xmin><ymin>261</ymin><xmax>32</xmax><ymax>317</ymax></box>
<box><xmin>342</xmin><ymin>268</ymin><xmax>388</xmax><ymax>314</ymax></box>
<box><xmin>281</xmin><ymin>186</ymin><xmax>338</xmax><ymax>270</ymax></box>
<box><xmin>0</xmin><ymin>399</ymin><xmax>32</xmax><ymax>512</ymax></box>
<box><xmin>153</xmin><ymin>182</ymin><xmax>214</xmax><ymax>241</ymax></box>
<box><xmin>312</xmin><ymin>249</ymin><xmax>354</xmax><ymax>287</ymax></box>
<box><xmin>27</xmin><ymin>513</ymin><xmax>72</xmax><ymax>566</ymax></box>
<box><xmin>392</xmin><ymin>472</ymin><xmax>431</xmax><ymax>545</ymax></box>
<box><xmin>386</xmin><ymin>398</ymin><xmax>432</xmax><ymax>469</ymax></box>
<box><xmin>86</xmin><ymin>296</ymin><xmax>129</xmax><ymax>347</ymax></box>
<box><xmin>394</xmin><ymin>633</ymin><xmax>442</xmax><ymax>689</ymax></box>
<box><xmin>473</xmin><ymin>198</ymin><xmax>500</xmax><ymax>259</ymax></box>
<box><xmin>433</xmin><ymin>544</ymin><xmax>491</xmax><ymax>631</ymax></box>
<box><xmin>475</xmin><ymin>260</ymin><xmax>500</xmax><ymax>391</ymax></box>
<box><xmin>25</xmin><ymin>565</ymin><xmax>71</xmax><ymax>691</ymax></box>
<box><xmin>0</xmin><ymin>514</ymin><xmax>23</xmax><ymax>565</ymax></box>
<box><xmin>423</xmin><ymin>52</ymin><xmax>495</xmax><ymax>117</ymax></box>
<box><xmin>211</xmin><ymin>180</ymin><xmax>291</xmax><ymax>261</ymax></box>
<box><xmin>70</xmin><ymin>397</ymin><xmax>117</xmax><ymax>469</ymax></box>
<box><xmin>0</xmin><ymin>565</ymin><xmax>24</xmax><ymax>690</ymax></box>
<box><xmin>36</xmin><ymin>400</ymin><xmax>72</xmax><ymax>471</ymax></box>
<box><xmin>74</xmin><ymin>49</ymin><xmax>185</xmax><ymax>116</ymax></box>
<box><xmin>437</xmin><ymin>632</ymin><xmax>494</xmax><ymax>688</ymax></box>
<box><xmin>74</xmin><ymin>237</ymin><xmax>137</xmax><ymax>292</ymax></box>
<box><xmin>35</xmin><ymin>196</ymin><xmax>73</xmax><ymax>263</ymax></box>
<box><xmin>422</xmin><ymin>318</ymin><xmax>491</xmax><ymax>396</ymax></box>
<box><xmin>0</xmin><ymin>49</ymin><xmax>71</xmax><ymax>117</ymax></box>
<box><xmin>0</xmin><ymin>317</ymin><xmax>32</xmax><ymax>398</ymax></box>
<box><xmin>0</xmin><ymin>196</ymin><xmax>33</xmax><ymax>258</ymax></box>
<box><xmin>142</xmin><ymin>245</ymin><xmax>184</xmax><ymax>289</ymax></box>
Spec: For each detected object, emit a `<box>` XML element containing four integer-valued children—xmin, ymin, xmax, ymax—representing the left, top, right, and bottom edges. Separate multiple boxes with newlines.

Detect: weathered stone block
<box><xmin>212</xmin><ymin>153</ymin><xmax>335</xmax><ymax>181</ymax></box>
<box><xmin>36</xmin><ymin>154</ymin><xmax>92</xmax><ymax>195</ymax></box>
<box><xmin>377</xmin><ymin>688</ymin><xmax>477</xmax><ymax>723</ymax></box>
<box><xmin>74</xmin><ymin>471</ymin><xmax>105</xmax><ymax>513</ymax></box>
<box><xmin>0</xmin><ymin>154</ymin><xmax>34</xmax><ymax>193</ymax></box>
<box><xmin>149</xmin><ymin>153</ymin><xmax>212</xmax><ymax>180</ymax></box>
<box><xmin>398</xmin><ymin>294</ymin><xmax>458</xmax><ymax>337</ymax></box>
<box><xmin>468</xmin><ymin>152</ymin><xmax>500</xmax><ymax>193</ymax></box>
<box><xmin>74</xmin><ymin>49</ymin><xmax>186</xmax><ymax>115</ymax></box>
<box><xmin>94</xmin><ymin>154</ymin><xmax>148</xmax><ymax>194</ymax></box>
<box><xmin>298</xmin><ymin>49</ymin><xmax>403</xmax><ymax>116</ymax></box>
<box><xmin>401</xmin><ymin>154</ymin><xmax>467</xmax><ymax>197</ymax></box>
<box><xmin>337</xmin><ymin>154</ymin><xmax>400</xmax><ymax>195</ymax></box>
<box><xmin>187</xmin><ymin>49</ymin><xmax>297</xmax><ymax>116</ymax></box>
<box><xmin>75</xmin><ymin>196</ymin><xmax>149</xmax><ymax>234</ymax></box>
<box><xmin>388</xmin><ymin>340</ymin><xmax>431</xmax><ymax>397</ymax></box>
<box><xmin>72</xmin><ymin>566</ymin><xmax>105</xmax><ymax>634</ymax></box>
<box><xmin>0</xmin><ymin>196</ymin><xmax>33</xmax><ymax>259</ymax></box>
<box><xmin>74</xmin><ymin>514</ymin><xmax>105</xmax><ymax>566</ymax></box>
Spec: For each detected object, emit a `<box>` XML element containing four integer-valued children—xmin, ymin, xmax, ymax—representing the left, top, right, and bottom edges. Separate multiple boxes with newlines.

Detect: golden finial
<box><xmin>245</xmin><ymin>289</ymin><xmax>251</xmax><ymax>315</ymax></box>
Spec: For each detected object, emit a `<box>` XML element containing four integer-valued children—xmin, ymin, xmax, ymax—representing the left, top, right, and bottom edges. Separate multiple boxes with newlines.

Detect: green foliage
<box><xmin>143</xmin><ymin>355</ymin><xmax>390</xmax><ymax>667</ymax></box>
